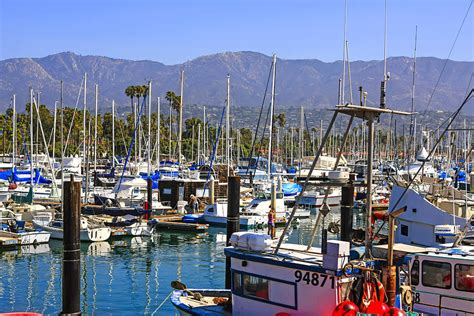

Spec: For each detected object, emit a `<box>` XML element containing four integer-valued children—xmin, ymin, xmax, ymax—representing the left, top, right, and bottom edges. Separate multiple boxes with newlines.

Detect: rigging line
<box><xmin>63</xmin><ymin>77</ymin><xmax>85</xmax><ymax>156</ymax></box>
<box><xmin>406</xmin><ymin>70</ymin><xmax>474</xmax><ymax>163</ymax></box>
<box><xmin>303</xmin><ymin>112</ymin><xmax>315</xmax><ymax>155</ymax></box>
<box><xmin>116</xmin><ymin>94</ymin><xmax>148</xmax><ymax>194</ymax></box>
<box><xmin>251</xmin><ymin>101</ymin><xmax>272</xmax><ymax>181</ymax></box>
<box><xmin>419</xmin><ymin>0</ymin><xmax>473</xmax><ymax>120</ymax></box>
<box><xmin>373</xmin><ymin>89</ymin><xmax>474</xmax><ymax>239</ymax></box>
<box><xmin>201</xmin><ymin>104</ymin><xmax>226</xmax><ymax>200</ymax></box>
<box><xmin>245</xmin><ymin>59</ymin><xmax>274</xmax><ymax>177</ymax></box>
<box><xmin>115</xmin><ymin>105</ymin><xmax>128</xmax><ymax>153</ymax></box>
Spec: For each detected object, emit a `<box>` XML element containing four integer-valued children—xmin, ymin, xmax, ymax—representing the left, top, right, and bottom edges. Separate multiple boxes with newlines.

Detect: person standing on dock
<box><xmin>267</xmin><ymin>207</ymin><xmax>276</xmax><ymax>239</ymax></box>
<box><xmin>188</xmin><ymin>194</ymin><xmax>199</xmax><ymax>213</ymax></box>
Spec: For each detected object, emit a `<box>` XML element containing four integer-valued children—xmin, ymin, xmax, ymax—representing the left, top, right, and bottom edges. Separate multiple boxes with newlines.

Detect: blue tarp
<box><xmin>282</xmin><ymin>183</ymin><xmax>302</xmax><ymax>196</ymax></box>
<box><xmin>0</xmin><ymin>168</ymin><xmax>51</xmax><ymax>184</ymax></box>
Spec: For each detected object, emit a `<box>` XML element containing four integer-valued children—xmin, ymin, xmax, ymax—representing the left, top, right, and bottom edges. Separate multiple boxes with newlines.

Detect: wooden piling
<box><xmin>225</xmin><ymin>176</ymin><xmax>240</xmax><ymax>289</ymax></box>
<box><xmin>60</xmin><ymin>175</ymin><xmax>81</xmax><ymax>315</ymax></box>
<box><xmin>341</xmin><ymin>173</ymin><xmax>356</xmax><ymax>242</ymax></box>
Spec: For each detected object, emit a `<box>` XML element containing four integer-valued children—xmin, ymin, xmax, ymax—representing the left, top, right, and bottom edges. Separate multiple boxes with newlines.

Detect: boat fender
<box><xmin>366</xmin><ymin>301</ymin><xmax>389</xmax><ymax>314</ymax></box>
<box><xmin>383</xmin><ymin>307</ymin><xmax>406</xmax><ymax>316</ymax></box>
<box><xmin>332</xmin><ymin>300</ymin><xmax>359</xmax><ymax>316</ymax></box>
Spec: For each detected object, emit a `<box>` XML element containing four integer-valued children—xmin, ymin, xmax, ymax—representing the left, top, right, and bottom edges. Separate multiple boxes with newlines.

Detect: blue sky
<box><xmin>0</xmin><ymin>0</ymin><xmax>472</xmax><ymax>63</ymax></box>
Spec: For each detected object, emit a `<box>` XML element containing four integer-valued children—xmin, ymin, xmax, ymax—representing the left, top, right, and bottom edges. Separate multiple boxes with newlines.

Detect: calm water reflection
<box><xmin>0</xmin><ymin>213</ymin><xmax>341</xmax><ymax>315</ymax></box>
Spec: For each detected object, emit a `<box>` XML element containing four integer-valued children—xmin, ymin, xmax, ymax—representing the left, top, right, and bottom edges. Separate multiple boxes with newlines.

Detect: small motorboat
<box><xmin>33</xmin><ymin>217</ymin><xmax>111</xmax><ymax>242</ymax></box>
<box><xmin>0</xmin><ymin>209</ymin><xmax>50</xmax><ymax>245</ymax></box>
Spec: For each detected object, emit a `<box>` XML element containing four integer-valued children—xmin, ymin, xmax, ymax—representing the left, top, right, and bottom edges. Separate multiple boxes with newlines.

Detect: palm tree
<box><xmin>125</xmin><ymin>86</ymin><xmax>135</xmax><ymax>112</ymax></box>
<box><xmin>165</xmin><ymin>91</ymin><xmax>181</xmax><ymax>113</ymax></box>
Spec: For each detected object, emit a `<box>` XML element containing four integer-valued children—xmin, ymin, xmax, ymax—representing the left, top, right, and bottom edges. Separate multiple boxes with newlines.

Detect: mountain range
<box><xmin>1</xmin><ymin>51</ymin><xmax>473</xmax><ymax>113</ymax></box>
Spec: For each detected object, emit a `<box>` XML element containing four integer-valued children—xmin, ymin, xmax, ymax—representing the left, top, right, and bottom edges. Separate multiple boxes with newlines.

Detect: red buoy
<box><xmin>383</xmin><ymin>307</ymin><xmax>406</xmax><ymax>316</ymax></box>
<box><xmin>332</xmin><ymin>301</ymin><xmax>359</xmax><ymax>316</ymax></box>
<box><xmin>8</xmin><ymin>183</ymin><xmax>17</xmax><ymax>190</ymax></box>
<box><xmin>367</xmin><ymin>301</ymin><xmax>389</xmax><ymax>314</ymax></box>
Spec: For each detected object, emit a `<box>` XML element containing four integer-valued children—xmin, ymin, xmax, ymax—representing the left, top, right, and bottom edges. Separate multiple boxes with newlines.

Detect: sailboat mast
<box><xmin>157</xmin><ymin>97</ymin><xmax>160</xmax><ymax>167</ymax></box>
<box><xmin>203</xmin><ymin>106</ymin><xmax>206</xmax><ymax>159</ymax></box>
<box><xmin>12</xmin><ymin>94</ymin><xmax>16</xmax><ymax>166</ymax></box>
<box><xmin>410</xmin><ymin>26</ymin><xmax>418</xmax><ymax>161</ymax></box>
<box><xmin>226</xmin><ymin>74</ymin><xmax>231</xmax><ymax>176</ymax></box>
<box><xmin>112</xmin><ymin>100</ymin><xmax>115</xmax><ymax>169</ymax></box>
<box><xmin>268</xmin><ymin>54</ymin><xmax>277</xmax><ymax>181</ymax></box>
<box><xmin>30</xmin><ymin>88</ymin><xmax>34</xmax><ymax>187</ymax></box>
<box><xmin>197</xmin><ymin>124</ymin><xmax>201</xmax><ymax>164</ymax></box>
<box><xmin>94</xmin><ymin>84</ymin><xmax>98</xmax><ymax>175</ymax></box>
<box><xmin>147</xmin><ymin>81</ymin><xmax>152</xmax><ymax>176</ymax></box>
<box><xmin>178</xmin><ymin>70</ymin><xmax>184</xmax><ymax>164</ymax></box>
<box><xmin>299</xmin><ymin>106</ymin><xmax>304</xmax><ymax>177</ymax></box>
<box><xmin>83</xmin><ymin>73</ymin><xmax>87</xmax><ymax>160</ymax></box>
<box><xmin>60</xmin><ymin>81</ymin><xmax>64</xmax><ymax>198</ymax></box>
<box><xmin>52</xmin><ymin>101</ymin><xmax>57</xmax><ymax>162</ymax></box>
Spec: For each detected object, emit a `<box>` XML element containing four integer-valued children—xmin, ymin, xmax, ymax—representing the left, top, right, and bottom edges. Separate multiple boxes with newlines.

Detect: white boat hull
<box><xmin>0</xmin><ymin>230</ymin><xmax>50</xmax><ymax>245</ymax></box>
<box><xmin>202</xmin><ymin>215</ymin><xmax>266</xmax><ymax>228</ymax></box>
<box><xmin>33</xmin><ymin>222</ymin><xmax>111</xmax><ymax>242</ymax></box>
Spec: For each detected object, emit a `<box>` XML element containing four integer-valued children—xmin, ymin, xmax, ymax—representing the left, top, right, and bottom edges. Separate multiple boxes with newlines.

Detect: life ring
<box><xmin>360</xmin><ymin>278</ymin><xmax>386</xmax><ymax>313</ymax></box>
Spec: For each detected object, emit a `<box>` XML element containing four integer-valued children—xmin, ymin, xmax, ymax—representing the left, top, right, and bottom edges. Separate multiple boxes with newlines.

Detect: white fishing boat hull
<box><xmin>0</xmin><ymin>230</ymin><xmax>50</xmax><ymax>245</ymax></box>
<box><xmin>202</xmin><ymin>203</ymin><xmax>266</xmax><ymax>228</ymax></box>
<box><xmin>202</xmin><ymin>214</ymin><xmax>266</xmax><ymax>228</ymax></box>
<box><xmin>33</xmin><ymin>221</ymin><xmax>111</xmax><ymax>242</ymax></box>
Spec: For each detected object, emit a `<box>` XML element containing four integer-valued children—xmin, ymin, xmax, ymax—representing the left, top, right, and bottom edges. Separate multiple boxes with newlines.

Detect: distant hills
<box><xmin>1</xmin><ymin>51</ymin><xmax>473</xmax><ymax>113</ymax></box>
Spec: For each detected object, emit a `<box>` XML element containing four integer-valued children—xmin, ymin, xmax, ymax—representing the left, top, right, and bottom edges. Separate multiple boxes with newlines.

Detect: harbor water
<box><xmin>0</xmin><ymin>213</ymin><xmax>340</xmax><ymax>315</ymax></box>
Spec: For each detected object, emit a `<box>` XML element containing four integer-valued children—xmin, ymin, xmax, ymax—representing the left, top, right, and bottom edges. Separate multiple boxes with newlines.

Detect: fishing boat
<box><xmin>202</xmin><ymin>201</ymin><xmax>266</xmax><ymax>228</ymax></box>
<box><xmin>33</xmin><ymin>217</ymin><xmax>111</xmax><ymax>242</ymax></box>
<box><xmin>0</xmin><ymin>209</ymin><xmax>51</xmax><ymax>245</ymax></box>
<box><xmin>391</xmin><ymin>184</ymin><xmax>474</xmax><ymax>246</ymax></box>
<box><xmin>404</xmin><ymin>218</ymin><xmax>474</xmax><ymax>315</ymax></box>
<box><xmin>296</xmin><ymin>187</ymin><xmax>342</xmax><ymax>214</ymax></box>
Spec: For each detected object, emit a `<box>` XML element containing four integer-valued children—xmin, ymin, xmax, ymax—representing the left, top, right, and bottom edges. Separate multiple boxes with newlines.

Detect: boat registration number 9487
<box><xmin>294</xmin><ymin>270</ymin><xmax>335</xmax><ymax>289</ymax></box>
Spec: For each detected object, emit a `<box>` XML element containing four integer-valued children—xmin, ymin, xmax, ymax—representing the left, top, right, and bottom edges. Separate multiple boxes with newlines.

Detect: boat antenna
<box><xmin>380</xmin><ymin>0</ymin><xmax>388</xmax><ymax>109</ymax></box>
<box><xmin>341</xmin><ymin>0</ymin><xmax>348</xmax><ymax>105</ymax></box>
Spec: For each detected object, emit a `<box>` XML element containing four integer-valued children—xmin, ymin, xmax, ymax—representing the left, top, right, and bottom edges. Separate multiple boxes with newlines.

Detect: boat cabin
<box><xmin>224</xmin><ymin>239</ymin><xmax>355</xmax><ymax>315</ymax></box>
<box><xmin>407</xmin><ymin>248</ymin><xmax>474</xmax><ymax>315</ymax></box>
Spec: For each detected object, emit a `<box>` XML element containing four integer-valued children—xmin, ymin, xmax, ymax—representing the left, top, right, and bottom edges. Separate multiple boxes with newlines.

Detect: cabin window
<box><xmin>207</xmin><ymin>207</ymin><xmax>214</xmax><ymax>213</ymax></box>
<box><xmin>232</xmin><ymin>270</ymin><xmax>297</xmax><ymax>309</ymax></box>
<box><xmin>455</xmin><ymin>264</ymin><xmax>474</xmax><ymax>292</ymax></box>
<box><xmin>401</xmin><ymin>224</ymin><xmax>409</xmax><ymax>236</ymax></box>
<box><xmin>422</xmin><ymin>260</ymin><xmax>452</xmax><ymax>289</ymax></box>
<box><xmin>411</xmin><ymin>260</ymin><xmax>420</xmax><ymax>285</ymax></box>
<box><xmin>276</xmin><ymin>193</ymin><xmax>284</xmax><ymax>199</ymax></box>
<box><xmin>232</xmin><ymin>271</ymin><xmax>242</xmax><ymax>294</ymax></box>
<box><xmin>243</xmin><ymin>274</ymin><xmax>269</xmax><ymax>300</ymax></box>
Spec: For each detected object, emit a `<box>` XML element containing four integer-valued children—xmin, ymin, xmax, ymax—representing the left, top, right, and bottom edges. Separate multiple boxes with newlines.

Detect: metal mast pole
<box><xmin>12</xmin><ymin>95</ymin><xmax>16</xmax><ymax>166</ymax></box>
<box><xmin>94</xmin><ymin>84</ymin><xmax>98</xmax><ymax>175</ymax></box>
<box><xmin>60</xmin><ymin>81</ymin><xmax>64</xmax><ymax>199</ymax></box>
<box><xmin>157</xmin><ymin>97</ymin><xmax>160</xmax><ymax>167</ymax></box>
<box><xmin>83</xmin><ymin>73</ymin><xmax>87</xmax><ymax>159</ymax></box>
<box><xmin>53</xmin><ymin>101</ymin><xmax>57</xmax><ymax>163</ymax></box>
<box><xmin>112</xmin><ymin>100</ymin><xmax>115</xmax><ymax>169</ymax></box>
<box><xmin>268</xmin><ymin>54</ymin><xmax>277</xmax><ymax>181</ymax></box>
<box><xmin>341</xmin><ymin>0</ymin><xmax>348</xmax><ymax>105</ymax></box>
<box><xmin>226</xmin><ymin>74</ymin><xmax>231</xmax><ymax>176</ymax></box>
<box><xmin>178</xmin><ymin>70</ymin><xmax>184</xmax><ymax>164</ymax></box>
<box><xmin>30</xmin><ymin>88</ymin><xmax>34</xmax><ymax>187</ymax></box>
<box><xmin>148</xmin><ymin>81</ymin><xmax>152</xmax><ymax>176</ymax></box>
